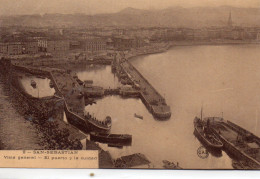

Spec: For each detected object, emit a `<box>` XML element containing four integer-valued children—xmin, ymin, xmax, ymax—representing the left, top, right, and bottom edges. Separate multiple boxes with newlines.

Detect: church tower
<box><xmin>227</xmin><ymin>11</ymin><xmax>233</xmax><ymax>28</ymax></box>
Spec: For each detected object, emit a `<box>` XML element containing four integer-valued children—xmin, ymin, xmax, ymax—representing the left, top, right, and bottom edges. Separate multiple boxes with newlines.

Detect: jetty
<box><xmin>112</xmin><ymin>54</ymin><xmax>171</xmax><ymax>119</ymax></box>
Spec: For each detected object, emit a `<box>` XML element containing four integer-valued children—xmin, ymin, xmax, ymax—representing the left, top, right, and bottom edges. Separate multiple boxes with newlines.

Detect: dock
<box><xmin>113</xmin><ymin>54</ymin><xmax>171</xmax><ymax>119</ymax></box>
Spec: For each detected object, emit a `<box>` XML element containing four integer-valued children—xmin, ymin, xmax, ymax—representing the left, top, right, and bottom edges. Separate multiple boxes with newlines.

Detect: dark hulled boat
<box><xmin>194</xmin><ymin>117</ymin><xmax>223</xmax><ymax>150</ymax></box>
<box><xmin>49</xmin><ymin>81</ymin><xmax>54</xmax><ymax>88</ymax></box>
<box><xmin>90</xmin><ymin>132</ymin><xmax>132</xmax><ymax>145</ymax></box>
<box><xmin>64</xmin><ymin>102</ymin><xmax>112</xmax><ymax>134</ymax></box>
<box><xmin>31</xmin><ymin>80</ymin><xmax>37</xmax><ymax>88</ymax></box>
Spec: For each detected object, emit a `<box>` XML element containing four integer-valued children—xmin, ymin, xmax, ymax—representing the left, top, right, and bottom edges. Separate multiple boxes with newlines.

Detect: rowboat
<box><xmin>134</xmin><ymin>113</ymin><xmax>143</xmax><ymax>120</ymax></box>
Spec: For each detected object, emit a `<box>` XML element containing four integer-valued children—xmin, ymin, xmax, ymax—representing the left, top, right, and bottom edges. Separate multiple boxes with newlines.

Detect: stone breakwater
<box><xmin>113</xmin><ymin>50</ymin><xmax>171</xmax><ymax>119</ymax></box>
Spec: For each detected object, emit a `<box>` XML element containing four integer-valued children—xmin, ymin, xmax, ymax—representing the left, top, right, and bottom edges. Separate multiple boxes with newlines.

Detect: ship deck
<box><xmin>212</xmin><ymin>122</ymin><xmax>260</xmax><ymax>163</ymax></box>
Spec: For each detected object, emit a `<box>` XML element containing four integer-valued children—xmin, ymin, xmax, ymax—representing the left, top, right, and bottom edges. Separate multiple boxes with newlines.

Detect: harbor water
<box><xmin>19</xmin><ymin>76</ymin><xmax>55</xmax><ymax>98</ymax></box>
<box><xmin>77</xmin><ymin>65</ymin><xmax>120</xmax><ymax>89</ymax></box>
<box><xmin>84</xmin><ymin>44</ymin><xmax>260</xmax><ymax>169</ymax></box>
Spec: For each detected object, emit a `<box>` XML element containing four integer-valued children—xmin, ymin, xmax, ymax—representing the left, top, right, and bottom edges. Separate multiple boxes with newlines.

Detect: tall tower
<box><xmin>227</xmin><ymin>11</ymin><xmax>233</xmax><ymax>28</ymax></box>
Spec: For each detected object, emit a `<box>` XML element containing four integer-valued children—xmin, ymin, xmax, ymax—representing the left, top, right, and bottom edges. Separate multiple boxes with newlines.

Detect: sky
<box><xmin>0</xmin><ymin>0</ymin><xmax>260</xmax><ymax>15</ymax></box>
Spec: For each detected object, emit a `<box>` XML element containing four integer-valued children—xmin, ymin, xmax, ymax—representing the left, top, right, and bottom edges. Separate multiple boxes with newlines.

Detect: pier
<box><xmin>113</xmin><ymin>54</ymin><xmax>171</xmax><ymax>119</ymax></box>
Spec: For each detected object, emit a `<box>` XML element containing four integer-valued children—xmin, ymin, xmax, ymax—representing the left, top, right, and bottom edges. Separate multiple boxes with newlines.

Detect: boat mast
<box><xmin>201</xmin><ymin>106</ymin><xmax>203</xmax><ymax>120</ymax></box>
<box><xmin>255</xmin><ymin>109</ymin><xmax>258</xmax><ymax>134</ymax></box>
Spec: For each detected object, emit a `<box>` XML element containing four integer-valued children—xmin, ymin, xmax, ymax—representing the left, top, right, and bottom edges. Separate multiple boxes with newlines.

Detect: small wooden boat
<box><xmin>90</xmin><ymin>132</ymin><xmax>132</xmax><ymax>145</ymax></box>
<box><xmin>134</xmin><ymin>113</ymin><xmax>143</xmax><ymax>120</ymax></box>
<box><xmin>31</xmin><ymin>80</ymin><xmax>37</xmax><ymax>88</ymax></box>
<box><xmin>194</xmin><ymin>117</ymin><xmax>223</xmax><ymax>150</ymax></box>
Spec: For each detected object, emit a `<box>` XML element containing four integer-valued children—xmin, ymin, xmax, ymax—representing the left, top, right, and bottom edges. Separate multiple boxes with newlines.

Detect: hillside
<box><xmin>1</xmin><ymin>6</ymin><xmax>260</xmax><ymax>28</ymax></box>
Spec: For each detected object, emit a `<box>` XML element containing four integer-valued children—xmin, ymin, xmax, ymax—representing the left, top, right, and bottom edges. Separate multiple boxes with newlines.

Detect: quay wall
<box><xmin>48</xmin><ymin>72</ymin><xmax>64</xmax><ymax>97</ymax></box>
<box><xmin>12</xmin><ymin>65</ymin><xmax>50</xmax><ymax>77</ymax></box>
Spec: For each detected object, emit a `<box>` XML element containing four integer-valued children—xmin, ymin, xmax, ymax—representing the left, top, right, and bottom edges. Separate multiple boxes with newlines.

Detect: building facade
<box><xmin>85</xmin><ymin>38</ymin><xmax>106</xmax><ymax>52</ymax></box>
<box><xmin>38</xmin><ymin>38</ymin><xmax>69</xmax><ymax>53</ymax></box>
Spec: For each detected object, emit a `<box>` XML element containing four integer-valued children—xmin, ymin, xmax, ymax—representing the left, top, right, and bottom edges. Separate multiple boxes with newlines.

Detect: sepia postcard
<box><xmin>0</xmin><ymin>0</ymin><xmax>260</xmax><ymax>170</ymax></box>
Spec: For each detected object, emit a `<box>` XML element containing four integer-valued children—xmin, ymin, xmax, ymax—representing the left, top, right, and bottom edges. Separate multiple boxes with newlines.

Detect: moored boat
<box><xmin>134</xmin><ymin>113</ymin><xmax>143</xmax><ymax>120</ymax></box>
<box><xmin>84</xmin><ymin>113</ymin><xmax>112</xmax><ymax>132</ymax></box>
<box><xmin>31</xmin><ymin>80</ymin><xmax>37</xmax><ymax>88</ymax></box>
<box><xmin>194</xmin><ymin>117</ymin><xmax>223</xmax><ymax>150</ymax></box>
<box><xmin>107</xmin><ymin>143</ymin><xmax>124</xmax><ymax>149</ymax></box>
<box><xmin>90</xmin><ymin>132</ymin><xmax>132</xmax><ymax>145</ymax></box>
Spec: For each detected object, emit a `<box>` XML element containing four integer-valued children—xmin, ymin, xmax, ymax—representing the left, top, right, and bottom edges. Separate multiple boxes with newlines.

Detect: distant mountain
<box><xmin>118</xmin><ymin>7</ymin><xmax>150</xmax><ymax>15</ymax></box>
<box><xmin>1</xmin><ymin>6</ymin><xmax>260</xmax><ymax>28</ymax></box>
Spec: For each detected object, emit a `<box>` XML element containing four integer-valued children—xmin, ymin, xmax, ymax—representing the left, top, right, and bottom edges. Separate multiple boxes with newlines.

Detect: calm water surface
<box><xmin>85</xmin><ymin>44</ymin><xmax>260</xmax><ymax>169</ymax></box>
<box><xmin>20</xmin><ymin>76</ymin><xmax>55</xmax><ymax>98</ymax></box>
<box><xmin>77</xmin><ymin>65</ymin><xmax>120</xmax><ymax>89</ymax></box>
